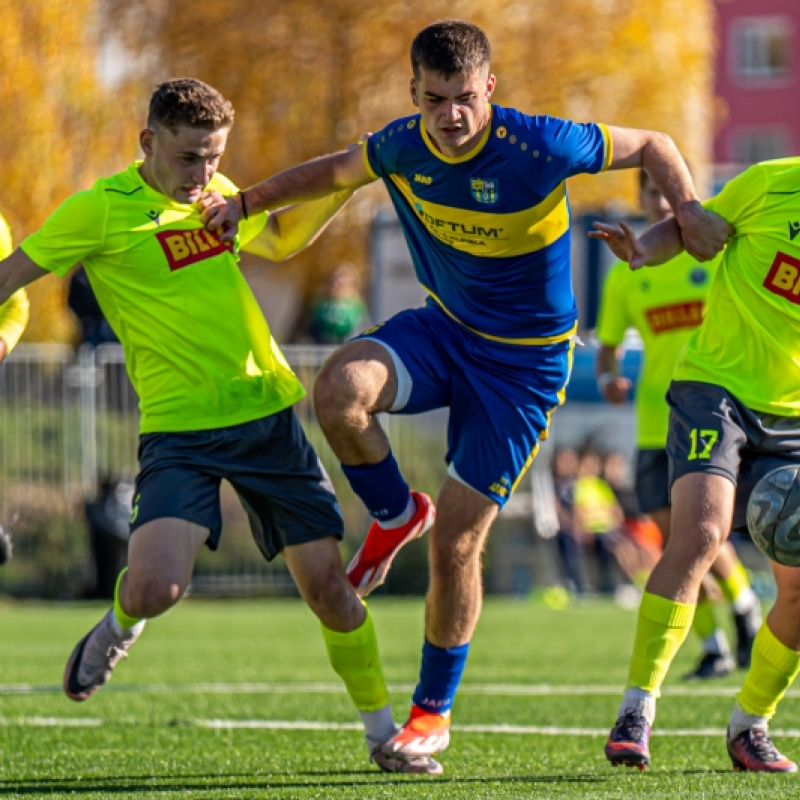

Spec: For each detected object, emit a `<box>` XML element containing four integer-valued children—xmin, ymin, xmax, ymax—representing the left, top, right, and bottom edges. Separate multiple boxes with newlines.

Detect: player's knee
<box><xmin>123</xmin><ymin>573</ymin><xmax>184</xmax><ymax>619</ymax></box>
<box><xmin>429</xmin><ymin>531</ymin><xmax>480</xmax><ymax>578</ymax></box>
<box><xmin>303</xmin><ymin>569</ymin><xmax>362</xmax><ymax>629</ymax></box>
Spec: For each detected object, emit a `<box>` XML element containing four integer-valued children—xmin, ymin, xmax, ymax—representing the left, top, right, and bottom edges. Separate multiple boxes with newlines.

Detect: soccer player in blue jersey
<box><xmin>202</xmin><ymin>19</ymin><xmax>727</xmax><ymax>770</ymax></box>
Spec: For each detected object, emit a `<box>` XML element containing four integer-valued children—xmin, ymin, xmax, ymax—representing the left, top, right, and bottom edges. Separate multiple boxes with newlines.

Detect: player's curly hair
<box><xmin>410</xmin><ymin>20</ymin><xmax>491</xmax><ymax>79</ymax></box>
<box><xmin>147</xmin><ymin>78</ymin><xmax>234</xmax><ymax>133</ymax></box>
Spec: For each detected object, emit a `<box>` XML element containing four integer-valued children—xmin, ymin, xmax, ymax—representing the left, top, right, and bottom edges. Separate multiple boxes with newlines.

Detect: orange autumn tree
<box><xmin>105</xmin><ymin>0</ymin><xmax>716</xmax><ymax>302</ymax></box>
<box><xmin>0</xmin><ymin>0</ymin><xmax>142</xmax><ymax>342</ymax></box>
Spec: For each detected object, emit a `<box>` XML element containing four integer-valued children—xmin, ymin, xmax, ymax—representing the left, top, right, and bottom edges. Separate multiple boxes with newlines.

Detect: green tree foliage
<box><xmin>0</xmin><ymin>0</ymin><xmax>141</xmax><ymax>342</ymax></box>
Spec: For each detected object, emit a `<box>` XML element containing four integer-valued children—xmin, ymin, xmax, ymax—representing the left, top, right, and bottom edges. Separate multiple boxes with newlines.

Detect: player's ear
<box><xmin>410</xmin><ymin>78</ymin><xmax>419</xmax><ymax>107</ymax></box>
<box><xmin>485</xmin><ymin>73</ymin><xmax>497</xmax><ymax>100</ymax></box>
<box><xmin>140</xmin><ymin>128</ymin><xmax>154</xmax><ymax>156</ymax></box>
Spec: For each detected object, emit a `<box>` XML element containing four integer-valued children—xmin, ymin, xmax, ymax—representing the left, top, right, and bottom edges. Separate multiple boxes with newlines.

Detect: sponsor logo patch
<box><xmin>156</xmin><ymin>228</ymin><xmax>233</xmax><ymax>271</ymax></box>
<box><xmin>645</xmin><ymin>300</ymin><xmax>705</xmax><ymax>333</ymax></box>
<box><xmin>764</xmin><ymin>251</ymin><xmax>800</xmax><ymax>303</ymax></box>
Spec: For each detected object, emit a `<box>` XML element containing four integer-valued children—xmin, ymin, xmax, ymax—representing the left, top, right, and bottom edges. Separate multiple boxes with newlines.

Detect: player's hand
<box><xmin>198</xmin><ymin>191</ymin><xmax>242</xmax><ymax>243</ymax></box>
<box><xmin>674</xmin><ymin>201</ymin><xmax>732</xmax><ymax>261</ymax></box>
<box><xmin>589</xmin><ymin>221</ymin><xmax>649</xmax><ymax>270</ymax></box>
<box><xmin>600</xmin><ymin>375</ymin><xmax>632</xmax><ymax>405</ymax></box>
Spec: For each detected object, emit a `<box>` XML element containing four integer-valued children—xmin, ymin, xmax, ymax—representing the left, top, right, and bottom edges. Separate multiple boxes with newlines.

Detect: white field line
<box><xmin>0</xmin><ymin>682</ymin><xmax>775</xmax><ymax>697</ymax></box>
<box><xmin>3</xmin><ymin>716</ymin><xmax>800</xmax><ymax>739</ymax></box>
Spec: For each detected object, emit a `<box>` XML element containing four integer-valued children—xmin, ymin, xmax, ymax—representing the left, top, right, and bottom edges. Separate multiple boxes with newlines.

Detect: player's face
<box><xmin>411</xmin><ymin>66</ymin><xmax>495</xmax><ymax>157</ymax></box>
<box><xmin>139</xmin><ymin>124</ymin><xmax>230</xmax><ymax>204</ymax></box>
<box><xmin>639</xmin><ymin>177</ymin><xmax>672</xmax><ymax>225</ymax></box>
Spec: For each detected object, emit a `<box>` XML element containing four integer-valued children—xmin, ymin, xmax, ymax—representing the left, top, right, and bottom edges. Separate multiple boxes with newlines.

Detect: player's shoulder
<box><xmin>752</xmin><ymin>157</ymin><xmax>800</xmax><ymax>194</ymax></box>
<box><xmin>373</xmin><ymin>113</ymin><xmax>422</xmax><ymax>146</ymax></box>
<box><xmin>99</xmin><ymin>163</ymin><xmax>146</xmax><ymax>197</ymax></box>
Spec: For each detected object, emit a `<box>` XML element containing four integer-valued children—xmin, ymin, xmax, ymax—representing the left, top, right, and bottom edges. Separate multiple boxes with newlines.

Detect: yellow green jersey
<box><xmin>596</xmin><ymin>250</ymin><xmax>721</xmax><ymax>447</ymax></box>
<box><xmin>0</xmin><ymin>212</ymin><xmax>29</xmax><ymax>353</ymax></box>
<box><xmin>675</xmin><ymin>157</ymin><xmax>800</xmax><ymax>415</ymax></box>
<box><xmin>20</xmin><ymin>163</ymin><xmax>305</xmax><ymax>433</ymax></box>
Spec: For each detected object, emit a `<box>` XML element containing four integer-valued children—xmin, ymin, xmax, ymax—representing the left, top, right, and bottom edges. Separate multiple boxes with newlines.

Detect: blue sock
<box><xmin>412</xmin><ymin>639</ymin><xmax>470</xmax><ymax>714</ymax></box>
<box><xmin>341</xmin><ymin>453</ymin><xmax>410</xmax><ymax>523</ymax></box>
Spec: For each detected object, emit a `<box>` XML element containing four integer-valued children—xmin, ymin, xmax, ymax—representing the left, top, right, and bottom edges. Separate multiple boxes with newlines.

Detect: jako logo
<box><xmin>156</xmin><ymin>228</ymin><xmax>233</xmax><ymax>271</ymax></box>
<box><xmin>763</xmin><ymin>251</ymin><xmax>800</xmax><ymax>304</ymax></box>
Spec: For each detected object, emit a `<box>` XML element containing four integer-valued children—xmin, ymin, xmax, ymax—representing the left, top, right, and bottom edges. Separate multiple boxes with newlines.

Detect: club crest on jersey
<box><xmin>470</xmin><ymin>177</ymin><xmax>499</xmax><ymax>205</ymax></box>
<box><xmin>156</xmin><ymin>228</ymin><xmax>234</xmax><ymax>271</ymax></box>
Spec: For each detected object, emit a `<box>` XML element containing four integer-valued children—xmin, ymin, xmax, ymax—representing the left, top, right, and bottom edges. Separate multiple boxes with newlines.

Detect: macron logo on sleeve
<box><xmin>156</xmin><ymin>228</ymin><xmax>233</xmax><ymax>271</ymax></box>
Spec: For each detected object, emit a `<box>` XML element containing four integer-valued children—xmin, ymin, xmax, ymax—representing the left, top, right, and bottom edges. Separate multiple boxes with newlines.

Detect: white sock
<box><xmin>361</xmin><ymin>705</ymin><xmax>397</xmax><ymax>744</ymax></box>
<box><xmin>618</xmin><ymin>687</ymin><xmax>657</xmax><ymax>726</ymax></box>
<box><xmin>376</xmin><ymin>495</ymin><xmax>416</xmax><ymax>530</ymax></box>
<box><xmin>729</xmin><ymin>702</ymin><xmax>768</xmax><ymax>738</ymax></box>
<box><xmin>733</xmin><ymin>588</ymin><xmax>759</xmax><ymax>616</ymax></box>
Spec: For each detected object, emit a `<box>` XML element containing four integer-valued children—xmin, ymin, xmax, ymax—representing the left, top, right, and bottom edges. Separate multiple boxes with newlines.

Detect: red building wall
<box><xmin>714</xmin><ymin>0</ymin><xmax>799</xmax><ymax>165</ymax></box>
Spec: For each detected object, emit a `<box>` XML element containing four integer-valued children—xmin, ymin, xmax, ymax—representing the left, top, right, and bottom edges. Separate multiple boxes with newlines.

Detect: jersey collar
<box><xmin>420</xmin><ymin>104</ymin><xmax>494</xmax><ymax>164</ymax></box>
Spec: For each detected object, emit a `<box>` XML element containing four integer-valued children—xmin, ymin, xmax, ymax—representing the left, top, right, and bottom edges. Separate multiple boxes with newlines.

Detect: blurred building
<box><xmin>713</xmin><ymin>0</ymin><xmax>799</xmax><ymax>180</ymax></box>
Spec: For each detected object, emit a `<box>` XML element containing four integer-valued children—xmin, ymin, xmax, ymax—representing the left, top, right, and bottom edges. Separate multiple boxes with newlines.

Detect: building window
<box><xmin>732</xmin><ymin>128</ymin><xmax>790</xmax><ymax>164</ymax></box>
<box><xmin>732</xmin><ymin>17</ymin><xmax>792</xmax><ymax>81</ymax></box>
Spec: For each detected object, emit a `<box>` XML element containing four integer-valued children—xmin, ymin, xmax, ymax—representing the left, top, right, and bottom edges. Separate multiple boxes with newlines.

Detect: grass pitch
<box><xmin>0</xmin><ymin>596</ymin><xmax>797</xmax><ymax>798</ymax></box>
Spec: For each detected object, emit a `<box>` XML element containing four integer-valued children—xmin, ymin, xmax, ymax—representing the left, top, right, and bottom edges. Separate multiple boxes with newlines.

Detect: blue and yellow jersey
<box><xmin>363</xmin><ymin>104</ymin><xmax>611</xmax><ymax>343</ymax></box>
<box><xmin>675</xmin><ymin>157</ymin><xmax>800</xmax><ymax>415</ymax></box>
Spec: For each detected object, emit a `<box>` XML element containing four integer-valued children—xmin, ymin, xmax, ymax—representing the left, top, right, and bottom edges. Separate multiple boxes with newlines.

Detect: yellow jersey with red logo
<box><xmin>20</xmin><ymin>163</ymin><xmax>304</xmax><ymax>433</ymax></box>
<box><xmin>596</xmin><ymin>250</ymin><xmax>721</xmax><ymax>447</ymax></box>
<box><xmin>675</xmin><ymin>157</ymin><xmax>800</xmax><ymax>415</ymax></box>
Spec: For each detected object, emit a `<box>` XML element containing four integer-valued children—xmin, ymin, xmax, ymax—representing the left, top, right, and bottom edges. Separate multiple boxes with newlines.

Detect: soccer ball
<box><xmin>747</xmin><ymin>465</ymin><xmax>800</xmax><ymax>566</ymax></box>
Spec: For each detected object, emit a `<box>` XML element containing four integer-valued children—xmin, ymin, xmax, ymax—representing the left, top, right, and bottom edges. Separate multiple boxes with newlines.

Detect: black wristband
<box><xmin>239</xmin><ymin>191</ymin><xmax>249</xmax><ymax>220</ymax></box>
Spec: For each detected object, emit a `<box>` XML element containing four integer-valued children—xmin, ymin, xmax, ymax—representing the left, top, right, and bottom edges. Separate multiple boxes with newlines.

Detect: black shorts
<box><xmin>666</xmin><ymin>380</ymin><xmax>800</xmax><ymax>531</ymax></box>
<box><xmin>131</xmin><ymin>409</ymin><xmax>343</xmax><ymax>561</ymax></box>
<box><xmin>635</xmin><ymin>448</ymin><xmax>670</xmax><ymax>513</ymax></box>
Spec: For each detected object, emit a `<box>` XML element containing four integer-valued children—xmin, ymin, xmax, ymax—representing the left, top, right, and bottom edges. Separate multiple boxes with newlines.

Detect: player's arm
<box><xmin>590</xmin><ymin>214</ymin><xmax>732</xmax><ymax>270</ymax></box>
<box><xmin>244</xmin><ymin>189</ymin><xmax>357</xmax><ymax>262</ymax></box>
<box><xmin>0</xmin><ymin>249</ymin><xmax>48</xmax><ymax>305</ymax></box>
<box><xmin>596</xmin><ymin>344</ymin><xmax>631</xmax><ymax>405</ymax></box>
<box><xmin>201</xmin><ymin>143</ymin><xmax>375</xmax><ymax>242</ymax></box>
<box><xmin>604</xmin><ymin>126</ymin><xmax>726</xmax><ymax>262</ymax></box>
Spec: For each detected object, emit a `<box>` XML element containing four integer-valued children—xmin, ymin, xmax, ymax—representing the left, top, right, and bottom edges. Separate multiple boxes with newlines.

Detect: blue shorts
<box><xmin>357</xmin><ymin>304</ymin><xmax>574</xmax><ymax>507</ymax></box>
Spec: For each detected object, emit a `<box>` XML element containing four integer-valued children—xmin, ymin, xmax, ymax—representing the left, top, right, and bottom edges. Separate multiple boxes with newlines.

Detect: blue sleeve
<box><xmin>528</xmin><ymin>115</ymin><xmax>611</xmax><ymax>183</ymax></box>
<box><xmin>365</xmin><ymin>117</ymin><xmax>416</xmax><ymax>180</ymax></box>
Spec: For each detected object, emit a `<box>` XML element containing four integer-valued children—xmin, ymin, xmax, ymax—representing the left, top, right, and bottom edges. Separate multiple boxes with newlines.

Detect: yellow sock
<box><xmin>321</xmin><ymin>603</ymin><xmax>389</xmax><ymax>712</ymax></box>
<box><xmin>692</xmin><ymin>598</ymin><xmax>716</xmax><ymax>640</ymax></box>
<box><xmin>716</xmin><ymin>560</ymin><xmax>750</xmax><ymax>605</ymax></box>
<box><xmin>628</xmin><ymin>591</ymin><xmax>695</xmax><ymax>694</ymax></box>
<box><xmin>737</xmin><ymin>622</ymin><xmax>800</xmax><ymax>719</ymax></box>
<box><xmin>113</xmin><ymin>568</ymin><xmax>141</xmax><ymax>630</ymax></box>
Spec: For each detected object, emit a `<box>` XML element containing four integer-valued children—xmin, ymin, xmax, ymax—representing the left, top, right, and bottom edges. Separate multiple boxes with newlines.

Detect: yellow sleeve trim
<box><xmin>361</xmin><ymin>139</ymin><xmax>379</xmax><ymax>181</ymax></box>
<box><xmin>598</xmin><ymin>123</ymin><xmax>613</xmax><ymax>172</ymax></box>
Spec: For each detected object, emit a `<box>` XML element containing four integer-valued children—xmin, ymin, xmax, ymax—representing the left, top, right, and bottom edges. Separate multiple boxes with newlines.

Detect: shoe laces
<box><xmin>615</xmin><ymin>709</ymin><xmax>648</xmax><ymax>742</ymax></box>
<box><xmin>740</xmin><ymin>729</ymin><xmax>782</xmax><ymax>762</ymax></box>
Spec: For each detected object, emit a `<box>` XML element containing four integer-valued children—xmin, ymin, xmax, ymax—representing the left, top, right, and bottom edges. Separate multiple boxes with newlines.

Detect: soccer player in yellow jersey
<box><xmin>595</xmin><ymin>171</ymin><xmax>762</xmax><ymax>680</ymax></box>
<box><xmin>0</xmin><ymin>211</ymin><xmax>29</xmax><ymax>565</ymax></box>
<box><xmin>0</xmin><ymin>213</ymin><xmax>29</xmax><ymax>366</ymax></box>
<box><xmin>593</xmin><ymin>157</ymin><xmax>800</xmax><ymax>773</ymax></box>
<box><xmin>0</xmin><ymin>78</ymin><xmax>437</xmax><ymax>775</ymax></box>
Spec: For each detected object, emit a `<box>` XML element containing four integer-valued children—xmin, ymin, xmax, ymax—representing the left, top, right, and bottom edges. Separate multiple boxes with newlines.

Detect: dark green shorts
<box><xmin>635</xmin><ymin>448</ymin><xmax>670</xmax><ymax>513</ymax></box>
<box><xmin>666</xmin><ymin>380</ymin><xmax>800</xmax><ymax>531</ymax></box>
<box><xmin>131</xmin><ymin>409</ymin><xmax>343</xmax><ymax>561</ymax></box>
